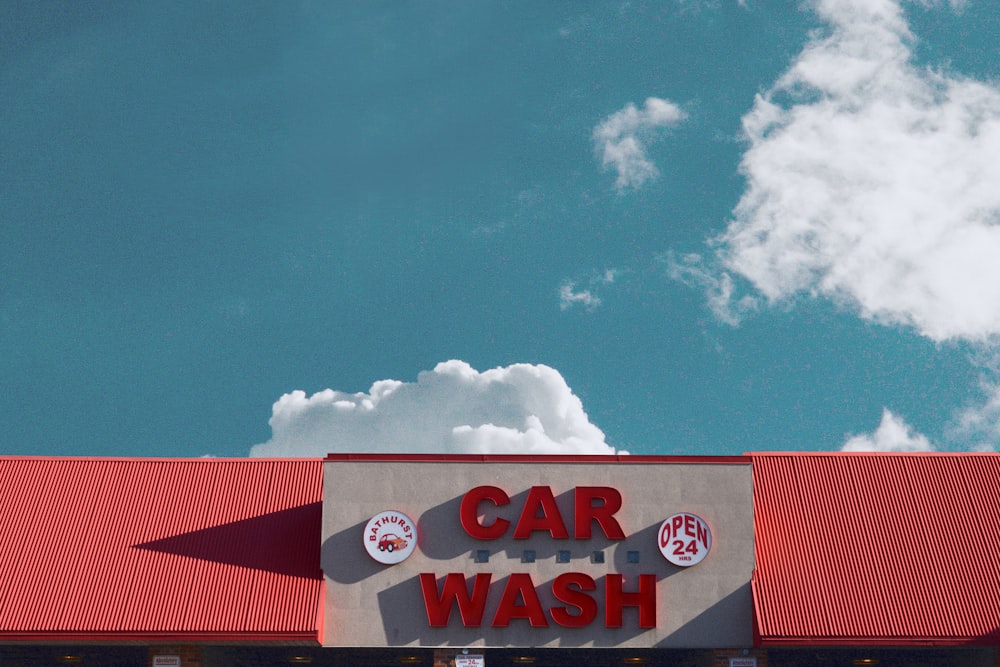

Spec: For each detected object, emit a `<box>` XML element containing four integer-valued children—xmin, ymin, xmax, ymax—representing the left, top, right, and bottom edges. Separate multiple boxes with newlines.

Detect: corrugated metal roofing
<box><xmin>0</xmin><ymin>457</ymin><xmax>323</xmax><ymax>642</ymax></box>
<box><xmin>752</xmin><ymin>452</ymin><xmax>1000</xmax><ymax>646</ymax></box>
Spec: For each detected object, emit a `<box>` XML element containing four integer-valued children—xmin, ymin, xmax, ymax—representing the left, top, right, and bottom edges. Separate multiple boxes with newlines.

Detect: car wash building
<box><xmin>0</xmin><ymin>453</ymin><xmax>999</xmax><ymax>667</ymax></box>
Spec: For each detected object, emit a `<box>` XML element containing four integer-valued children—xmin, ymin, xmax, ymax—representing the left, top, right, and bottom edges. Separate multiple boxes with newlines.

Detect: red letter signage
<box><xmin>605</xmin><ymin>574</ymin><xmax>656</xmax><ymax>628</ymax></box>
<box><xmin>460</xmin><ymin>486</ymin><xmax>511</xmax><ymax>540</ymax></box>
<box><xmin>492</xmin><ymin>573</ymin><xmax>549</xmax><ymax>627</ymax></box>
<box><xmin>460</xmin><ymin>485</ymin><xmax>627</xmax><ymax>540</ymax></box>
<box><xmin>550</xmin><ymin>572</ymin><xmax>599</xmax><ymax>627</ymax></box>
<box><xmin>423</xmin><ymin>484</ymin><xmax>664</xmax><ymax>633</ymax></box>
<box><xmin>420</xmin><ymin>573</ymin><xmax>492</xmax><ymax>627</ymax></box>
<box><xmin>513</xmin><ymin>486</ymin><xmax>570</xmax><ymax>539</ymax></box>
<box><xmin>574</xmin><ymin>487</ymin><xmax>626</xmax><ymax>539</ymax></box>
<box><xmin>420</xmin><ymin>572</ymin><xmax>657</xmax><ymax>630</ymax></box>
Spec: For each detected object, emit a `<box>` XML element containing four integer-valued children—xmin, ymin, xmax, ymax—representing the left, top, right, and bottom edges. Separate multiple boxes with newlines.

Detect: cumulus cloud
<box><xmin>841</xmin><ymin>408</ymin><xmax>934</xmax><ymax>452</ymax></box>
<box><xmin>710</xmin><ymin>0</ymin><xmax>1000</xmax><ymax>342</ymax></box>
<box><xmin>593</xmin><ymin>97</ymin><xmax>687</xmax><ymax>191</ymax></box>
<box><xmin>250</xmin><ymin>360</ymin><xmax>618</xmax><ymax>457</ymax></box>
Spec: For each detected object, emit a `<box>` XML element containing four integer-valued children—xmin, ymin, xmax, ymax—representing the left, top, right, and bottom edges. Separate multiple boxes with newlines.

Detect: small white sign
<box><xmin>152</xmin><ymin>657</ymin><xmax>181</xmax><ymax>667</ymax></box>
<box><xmin>729</xmin><ymin>659</ymin><xmax>756</xmax><ymax>667</ymax></box>
<box><xmin>364</xmin><ymin>510</ymin><xmax>418</xmax><ymax>564</ymax></box>
<box><xmin>658</xmin><ymin>512</ymin><xmax>712</xmax><ymax>566</ymax></box>
<box><xmin>455</xmin><ymin>655</ymin><xmax>484</xmax><ymax>667</ymax></box>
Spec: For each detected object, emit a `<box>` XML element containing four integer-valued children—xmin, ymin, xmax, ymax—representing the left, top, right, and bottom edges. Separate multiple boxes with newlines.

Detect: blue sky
<box><xmin>2</xmin><ymin>0</ymin><xmax>999</xmax><ymax>458</ymax></box>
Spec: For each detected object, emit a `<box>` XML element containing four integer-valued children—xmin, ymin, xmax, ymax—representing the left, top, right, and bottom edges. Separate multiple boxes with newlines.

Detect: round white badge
<box><xmin>364</xmin><ymin>510</ymin><xmax>417</xmax><ymax>564</ymax></box>
<box><xmin>658</xmin><ymin>512</ymin><xmax>711</xmax><ymax>567</ymax></box>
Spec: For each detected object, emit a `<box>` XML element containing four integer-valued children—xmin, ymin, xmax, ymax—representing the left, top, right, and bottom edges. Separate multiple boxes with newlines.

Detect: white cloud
<box><xmin>674</xmin><ymin>0</ymin><xmax>748</xmax><ymax>11</ymax></box>
<box><xmin>841</xmin><ymin>408</ymin><xmax>934</xmax><ymax>452</ymax></box>
<box><xmin>559</xmin><ymin>269</ymin><xmax>621</xmax><ymax>312</ymax></box>
<box><xmin>560</xmin><ymin>283</ymin><xmax>601</xmax><ymax>311</ymax></box>
<box><xmin>710</xmin><ymin>0</ymin><xmax>1000</xmax><ymax>342</ymax></box>
<box><xmin>663</xmin><ymin>252</ymin><xmax>759</xmax><ymax>326</ymax></box>
<box><xmin>250</xmin><ymin>360</ymin><xmax>618</xmax><ymax>457</ymax></box>
<box><xmin>936</xmin><ymin>345</ymin><xmax>1000</xmax><ymax>451</ymax></box>
<box><xmin>950</xmin><ymin>396</ymin><xmax>1000</xmax><ymax>450</ymax></box>
<box><xmin>593</xmin><ymin>97</ymin><xmax>687</xmax><ymax>191</ymax></box>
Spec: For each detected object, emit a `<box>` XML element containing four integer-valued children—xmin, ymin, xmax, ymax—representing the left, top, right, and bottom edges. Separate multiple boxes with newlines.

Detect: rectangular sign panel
<box><xmin>322</xmin><ymin>458</ymin><xmax>754</xmax><ymax>648</ymax></box>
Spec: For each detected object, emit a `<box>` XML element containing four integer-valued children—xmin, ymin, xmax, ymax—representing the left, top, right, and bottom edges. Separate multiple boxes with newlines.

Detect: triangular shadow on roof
<box><xmin>133</xmin><ymin>501</ymin><xmax>322</xmax><ymax>579</ymax></box>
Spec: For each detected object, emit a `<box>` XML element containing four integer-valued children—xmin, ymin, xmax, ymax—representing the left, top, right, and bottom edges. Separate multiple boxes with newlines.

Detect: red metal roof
<box><xmin>751</xmin><ymin>452</ymin><xmax>1000</xmax><ymax>646</ymax></box>
<box><xmin>0</xmin><ymin>457</ymin><xmax>323</xmax><ymax>643</ymax></box>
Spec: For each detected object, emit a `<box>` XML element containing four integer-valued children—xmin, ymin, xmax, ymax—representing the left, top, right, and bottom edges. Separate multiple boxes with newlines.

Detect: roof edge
<box><xmin>0</xmin><ymin>456</ymin><xmax>324</xmax><ymax>463</ymax></box>
<box><xmin>748</xmin><ymin>451</ymin><xmax>1000</xmax><ymax>457</ymax></box>
<box><xmin>324</xmin><ymin>453</ymin><xmax>751</xmax><ymax>464</ymax></box>
<box><xmin>0</xmin><ymin>632</ymin><xmax>321</xmax><ymax>644</ymax></box>
<box><xmin>758</xmin><ymin>637</ymin><xmax>1000</xmax><ymax>647</ymax></box>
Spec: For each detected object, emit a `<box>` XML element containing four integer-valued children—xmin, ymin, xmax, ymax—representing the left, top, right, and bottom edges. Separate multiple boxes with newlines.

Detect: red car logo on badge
<box><xmin>658</xmin><ymin>512</ymin><xmax>711</xmax><ymax>567</ymax></box>
<box><xmin>364</xmin><ymin>510</ymin><xmax>417</xmax><ymax>564</ymax></box>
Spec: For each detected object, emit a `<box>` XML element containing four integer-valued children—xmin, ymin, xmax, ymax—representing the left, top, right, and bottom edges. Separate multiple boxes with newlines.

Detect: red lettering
<box><xmin>421</xmin><ymin>572</ymin><xmax>657</xmax><ymax>630</ymax></box>
<box><xmin>573</xmin><ymin>487</ymin><xmax>626</xmax><ymax>540</ymax></box>
<box><xmin>419</xmin><ymin>573</ymin><xmax>492</xmax><ymax>627</ymax></box>
<box><xmin>550</xmin><ymin>572</ymin><xmax>599</xmax><ymax>627</ymax></box>
<box><xmin>513</xmin><ymin>486</ymin><xmax>569</xmax><ymax>540</ymax></box>
<box><xmin>697</xmin><ymin>521</ymin><xmax>708</xmax><ymax>546</ymax></box>
<box><xmin>460</xmin><ymin>485</ymin><xmax>630</xmax><ymax>541</ymax></box>
<box><xmin>460</xmin><ymin>486</ymin><xmax>511</xmax><ymax>540</ymax></box>
<box><xmin>492</xmin><ymin>573</ymin><xmax>549</xmax><ymax>627</ymax></box>
<box><xmin>684</xmin><ymin>515</ymin><xmax>695</xmax><ymax>537</ymax></box>
<box><xmin>605</xmin><ymin>574</ymin><xmax>656</xmax><ymax>629</ymax></box>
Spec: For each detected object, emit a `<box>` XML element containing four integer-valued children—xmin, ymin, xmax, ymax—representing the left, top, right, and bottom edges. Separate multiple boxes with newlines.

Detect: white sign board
<box><xmin>152</xmin><ymin>657</ymin><xmax>181</xmax><ymax>667</ymax></box>
<box><xmin>363</xmin><ymin>510</ymin><xmax>418</xmax><ymax>564</ymax></box>
<box><xmin>729</xmin><ymin>659</ymin><xmax>756</xmax><ymax>667</ymax></box>
<box><xmin>659</xmin><ymin>512</ymin><xmax>712</xmax><ymax>566</ymax></box>
<box><xmin>455</xmin><ymin>655</ymin><xmax>484</xmax><ymax>667</ymax></box>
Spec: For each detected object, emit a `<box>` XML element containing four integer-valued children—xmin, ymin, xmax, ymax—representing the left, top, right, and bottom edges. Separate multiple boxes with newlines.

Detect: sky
<box><xmin>3</xmin><ymin>0</ymin><xmax>1000</xmax><ymax>459</ymax></box>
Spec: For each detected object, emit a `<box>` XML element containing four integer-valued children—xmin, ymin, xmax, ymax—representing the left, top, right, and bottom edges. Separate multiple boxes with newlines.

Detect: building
<box><xmin>0</xmin><ymin>453</ymin><xmax>998</xmax><ymax>667</ymax></box>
